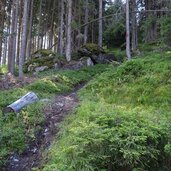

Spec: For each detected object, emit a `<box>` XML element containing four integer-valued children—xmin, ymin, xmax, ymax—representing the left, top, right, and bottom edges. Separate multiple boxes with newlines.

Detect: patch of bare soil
<box><xmin>0</xmin><ymin>73</ymin><xmax>36</xmax><ymax>90</ymax></box>
<box><xmin>3</xmin><ymin>85</ymin><xmax>83</xmax><ymax>171</ymax></box>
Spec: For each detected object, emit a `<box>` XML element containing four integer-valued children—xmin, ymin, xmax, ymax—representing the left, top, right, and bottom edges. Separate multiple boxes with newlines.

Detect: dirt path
<box><xmin>4</xmin><ymin>85</ymin><xmax>83</xmax><ymax>171</ymax></box>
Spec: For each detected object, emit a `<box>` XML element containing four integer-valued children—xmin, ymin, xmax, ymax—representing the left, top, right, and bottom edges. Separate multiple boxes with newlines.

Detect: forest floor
<box><xmin>5</xmin><ymin>83</ymin><xmax>84</xmax><ymax>171</ymax></box>
<box><xmin>1</xmin><ymin>48</ymin><xmax>171</xmax><ymax>171</ymax></box>
<box><xmin>0</xmin><ymin>65</ymin><xmax>107</xmax><ymax>171</ymax></box>
<box><xmin>0</xmin><ymin>73</ymin><xmax>36</xmax><ymax>90</ymax></box>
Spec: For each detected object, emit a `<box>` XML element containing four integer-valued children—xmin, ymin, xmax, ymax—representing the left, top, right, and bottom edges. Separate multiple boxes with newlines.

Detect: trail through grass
<box><xmin>0</xmin><ymin>64</ymin><xmax>108</xmax><ymax>166</ymax></box>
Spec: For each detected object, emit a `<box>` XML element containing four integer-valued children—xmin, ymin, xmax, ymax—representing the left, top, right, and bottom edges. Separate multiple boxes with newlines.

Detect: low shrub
<box><xmin>42</xmin><ymin>52</ymin><xmax>171</xmax><ymax>171</ymax></box>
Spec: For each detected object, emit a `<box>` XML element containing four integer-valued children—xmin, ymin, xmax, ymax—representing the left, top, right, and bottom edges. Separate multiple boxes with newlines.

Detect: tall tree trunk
<box><xmin>16</xmin><ymin>0</ymin><xmax>22</xmax><ymax>66</ymax></box>
<box><xmin>0</xmin><ymin>0</ymin><xmax>5</xmax><ymax>65</ymax></box>
<box><xmin>49</xmin><ymin>0</ymin><xmax>56</xmax><ymax>49</ymax></box>
<box><xmin>66</xmin><ymin>0</ymin><xmax>72</xmax><ymax>62</ymax></box>
<box><xmin>2</xmin><ymin>26</ymin><xmax>10</xmax><ymax>65</ymax></box>
<box><xmin>77</xmin><ymin>1</ymin><xmax>81</xmax><ymax>49</ymax></box>
<box><xmin>98</xmin><ymin>0</ymin><xmax>103</xmax><ymax>47</ymax></box>
<box><xmin>11</xmin><ymin>0</ymin><xmax>19</xmax><ymax>74</ymax></box>
<box><xmin>126</xmin><ymin>0</ymin><xmax>131</xmax><ymax>60</ymax></box>
<box><xmin>37</xmin><ymin>0</ymin><xmax>43</xmax><ymax>50</ymax></box>
<box><xmin>8</xmin><ymin>3</ymin><xmax>13</xmax><ymax>73</ymax></box>
<box><xmin>84</xmin><ymin>0</ymin><xmax>89</xmax><ymax>44</ymax></box>
<box><xmin>59</xmin><ymin>0</ymin><xmax>64</xmax><ymax>55</ymax></box>
<box><xmin>19</xmin><ymin>0</ymin><xmax>29</xmax><ymax>77</ymax></box>
<box><xmin>131</xmin><ymin>0</ymin><xmax>137</xmax><ymax>52</ymax></box>
<box><xmin>26</xmin><ymin>0</ymin><xmax>34</xmax><ymax>59</ymax></box>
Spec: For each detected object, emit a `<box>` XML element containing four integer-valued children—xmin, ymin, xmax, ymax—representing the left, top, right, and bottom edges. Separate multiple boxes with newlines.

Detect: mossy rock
<box><xmin>78</xmin><ymin>43</ymin><xmax>105</xmax><ymax>56</ymax></box>
<box><xmin>24</xmin><ymin>49</ymin><xmax>64</xmax><ymax>73</ymax></box>
<box><xmin>33</xmin><ymin>49</ymin><xmax>56</xmax><ymax>57</ymax></box>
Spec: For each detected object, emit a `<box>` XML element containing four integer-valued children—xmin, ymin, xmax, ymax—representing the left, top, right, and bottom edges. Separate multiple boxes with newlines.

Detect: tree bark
<box><xmin>59</xmin><ymin>0</ymin><xmax>64</xmax><ymax>55</ymax></box>
<box><xmin>11</xmin><ymin>0</ymin><xmax>19</xmax><ymax>74</ymax></box>
<box><xmin>26</xmin><ymin>0</ymin><xmax>34</xmax><ymax>60</ymax></box>
<box><xmin>126</xmin><ymin>0</ymin><xmax>131</xmax><ymax>60</ymax></box>
<box><xmin>66</xmin><ymin>0</ymin><xmax>72</xmax><ymax>62</ymax></box>
<box><xmin>3</xmin><ymin>92</ymin><xmax>39</xmax><ymax>113</ymax></box>
<box><xmin>131</xmin><ymin>0</ymin><xmax>137</xmax><ymax>52</ymax></box>
<box><xmin>19</xmin><ymin>0</ymin><xmax>29</xmax><ymax>77</ymax></box>
<box><xmin>37</xmin><ymin>0</ymin><xmax>43</xmax><ymax>50</ymax></box>
<box><xmin>0</xmin><ymin>0</ymin><xmax>5</xmax><ymax>65</ymax></box>
<box><xmin>98</xmin><ymin>0</ymin><xmax>103</xmax><ymax>47</ymax></box>
<box><xmin>84</xmin><ymin>0</ymin><xmax>89</xmax><ymax>44</ymax></box>
<box><xmin>16</xmin><ymin>0</ymin><xmax>22</xmax><ymax>66</ymax></box>
<box><xmin>8</xmin><ymin>3</ymin><xmax>13</xmax><ymax>73</ymax></box>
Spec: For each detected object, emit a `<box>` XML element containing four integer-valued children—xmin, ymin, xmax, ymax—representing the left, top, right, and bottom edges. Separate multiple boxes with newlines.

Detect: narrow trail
<box><xmin>4</xmin><ymin>84</ymin><xmax>84</xmax><ymax>171</ymax></box>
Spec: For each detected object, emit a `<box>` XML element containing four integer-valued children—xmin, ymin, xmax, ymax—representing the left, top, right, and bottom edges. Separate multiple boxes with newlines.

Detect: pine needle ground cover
<box><xmin>43</xmin><ymin>52</ymin><xmax>171</xmax><ymax>171</ymax></box>
<box><xmin>0</xmin><ymin>64</ymin><xmax>107</xmax><ymax>166</ymax></box>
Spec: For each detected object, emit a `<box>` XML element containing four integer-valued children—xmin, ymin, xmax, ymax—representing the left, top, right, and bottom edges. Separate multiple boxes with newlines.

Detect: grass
<box><xmin>41</xmin><ymin>51</ymin><xmax>171</xmax><ymax>171</ymax></box>
<box><xmin>0</xmin><ymin>64</ymin><xmax>108</xmax><ymax>166</ymax></box>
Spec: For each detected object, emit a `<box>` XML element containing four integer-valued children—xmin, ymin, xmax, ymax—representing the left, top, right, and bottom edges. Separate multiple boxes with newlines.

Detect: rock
<box><xmin>78</xmin><ymin>43</ymin><xmax>117</xmax><ymax>64</ymax></box>
<box><xmin>44</xmin><ymin>128</ymin><xmax>48</xmax><ymax>133</ymax></box>
<box><xmin>30</xmin><ymin>147</ymin><xmax>37</xmax><ymax>153</ymax></box>
<box><xmin>87</xmin><ymin>58</ymin><xmax>94</xmax><ymax>66</ymax></box>
<box><xmin>63</xmin><ymin>61</ymin><xmax>82</xmax><ymax>70</ymax></box>
<box><xmin>78</xmin><ymin>43</ymin><xmax>105</xmax><ymax>57</ymax></box>
<box><xmin>63</xmin><ymin>57</ymin><xmax>94</xmax><ymax>70</ymax></box>
<box><xmin>55</xmin><ymin>102</ymin><xmax>64</xmax><ymax>107</ymax></box>
<box><xmin>24</xmin><ymin>49</ymin><xmax>65</xmax><ymax>73</ymax></box>
<box><xmin>35</xmin><ymin>66</ymin><xmax>48</xmax><ymax>72</ymax></box>
<box><xmin>97</xmin><ymin>53</ymin><xmax>118</xmax><ymax>64</ymax></box>
<box><xmin>28</xmin><ymin>63</ymin><xmax>39</xmax><ymax>72</ymax></box>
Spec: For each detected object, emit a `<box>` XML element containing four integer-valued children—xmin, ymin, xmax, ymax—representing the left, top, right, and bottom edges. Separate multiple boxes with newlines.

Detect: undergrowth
<box><xmin>42</xmin><ymin>52</ymin><xmax>171</xmax><ymax>171</ymax></box>
<box><xmin>0</xmin><ymin>64</ymin><xmax>107</xmax><ymax>166</ymax></box>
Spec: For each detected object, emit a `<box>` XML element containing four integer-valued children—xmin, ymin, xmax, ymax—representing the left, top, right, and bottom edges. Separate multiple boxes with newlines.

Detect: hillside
<box><xmin>41</xmin><ymin>51</ymin><xmax>171</xmax><ymax>171</ymax></box>
<box><xmin>1</xmin><ymin>0</ymin><xmax>171</xmax><ymax>170</ymax></box>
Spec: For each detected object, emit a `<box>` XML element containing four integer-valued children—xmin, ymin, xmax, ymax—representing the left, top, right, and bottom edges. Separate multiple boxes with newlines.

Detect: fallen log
<box><xmin>3</xmin><ymin>92</ymin><xmax>39</xmax><ymax>114</ymax></box>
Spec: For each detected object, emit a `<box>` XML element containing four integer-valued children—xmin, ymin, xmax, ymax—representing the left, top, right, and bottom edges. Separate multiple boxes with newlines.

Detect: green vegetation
<box><xmin>106</xmin><ymin>48</ymin><xmax>126</xmax><ymax>62</ymax></box>
<box><xmin>0</xmin><ymin>65</ymin><xmax>8</xmax><ymax>74</ymax></box>
<box><xmin>42</xmin><ymin>52</ymin><xmax>171</xmax><ymax>171</ymax></box>
<box><xmin>0</xmin><ymin>64</ymin><xmax>107</xmax><ymax>166</ymax></box>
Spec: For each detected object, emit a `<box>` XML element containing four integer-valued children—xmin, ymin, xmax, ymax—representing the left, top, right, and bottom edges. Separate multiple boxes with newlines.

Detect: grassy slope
<box><xmin>42</xmin><ymin>52</ymin><xmax>171</xmax><ymax>171</ymax></box>
<box><xmin>0</xmin><ymin>64</ymin><xmax>107</xmax><ymax>166</ymax></box>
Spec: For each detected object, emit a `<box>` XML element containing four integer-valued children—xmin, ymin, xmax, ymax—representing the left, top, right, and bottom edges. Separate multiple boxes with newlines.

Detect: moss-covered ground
<box><xmin>41</xmin><ymin>51</ymin><xmax>171</xmax><ymax>171</ymax></box>
<box><xmin>0</xmin><ymin>64</ymin><xmax>107</xmax><ymax>166</ymax></box>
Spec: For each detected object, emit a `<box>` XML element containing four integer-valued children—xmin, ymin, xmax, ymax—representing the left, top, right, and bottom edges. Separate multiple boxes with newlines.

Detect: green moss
<box><xmin>24</xmin><ymin>49</ymin><xmax>64</xmax><ymax>73</ymax></box>
<box><xmin>33</xmin><ymin>49</ymin><xmax>55</xmax><ymax>56</ymax></box>
<box><xmin>79</xmin><ymin>43</ymin><xmax>105</xmax><ymax>56</ymax></box>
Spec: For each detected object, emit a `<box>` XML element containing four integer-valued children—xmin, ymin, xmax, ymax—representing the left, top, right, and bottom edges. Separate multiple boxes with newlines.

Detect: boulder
<box><xmin>87</xmin><ymin>58</ymin><xmax>94</xmax><ymax>66</ymax></box>
<box><xmin>78</xmin><ymin>43</ymin><xmax>117</xmax><ymax>64</ymax></box>
<box><xmin>63</xmin><ymin>57</ymin><xmax>94</xmax><ymax>70</ymax></box>
<box><xmin>24</xmin><ymin>49</ymin><xmax>64</xmax><ymax>73</ymax></box>
<box><xmin>78</xmin><ymin>43</ymin><xmax>105</xmax><ymax>57</ymax></box>
<box><xmin>35</xmin><ymin>66</ymin><xmax>49</xmax><ymax>72</ymax></box>
<box><xmin>96</xmin><ymin>53</ymin><xmax>118</xmax><ymax>64</ymax></box>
